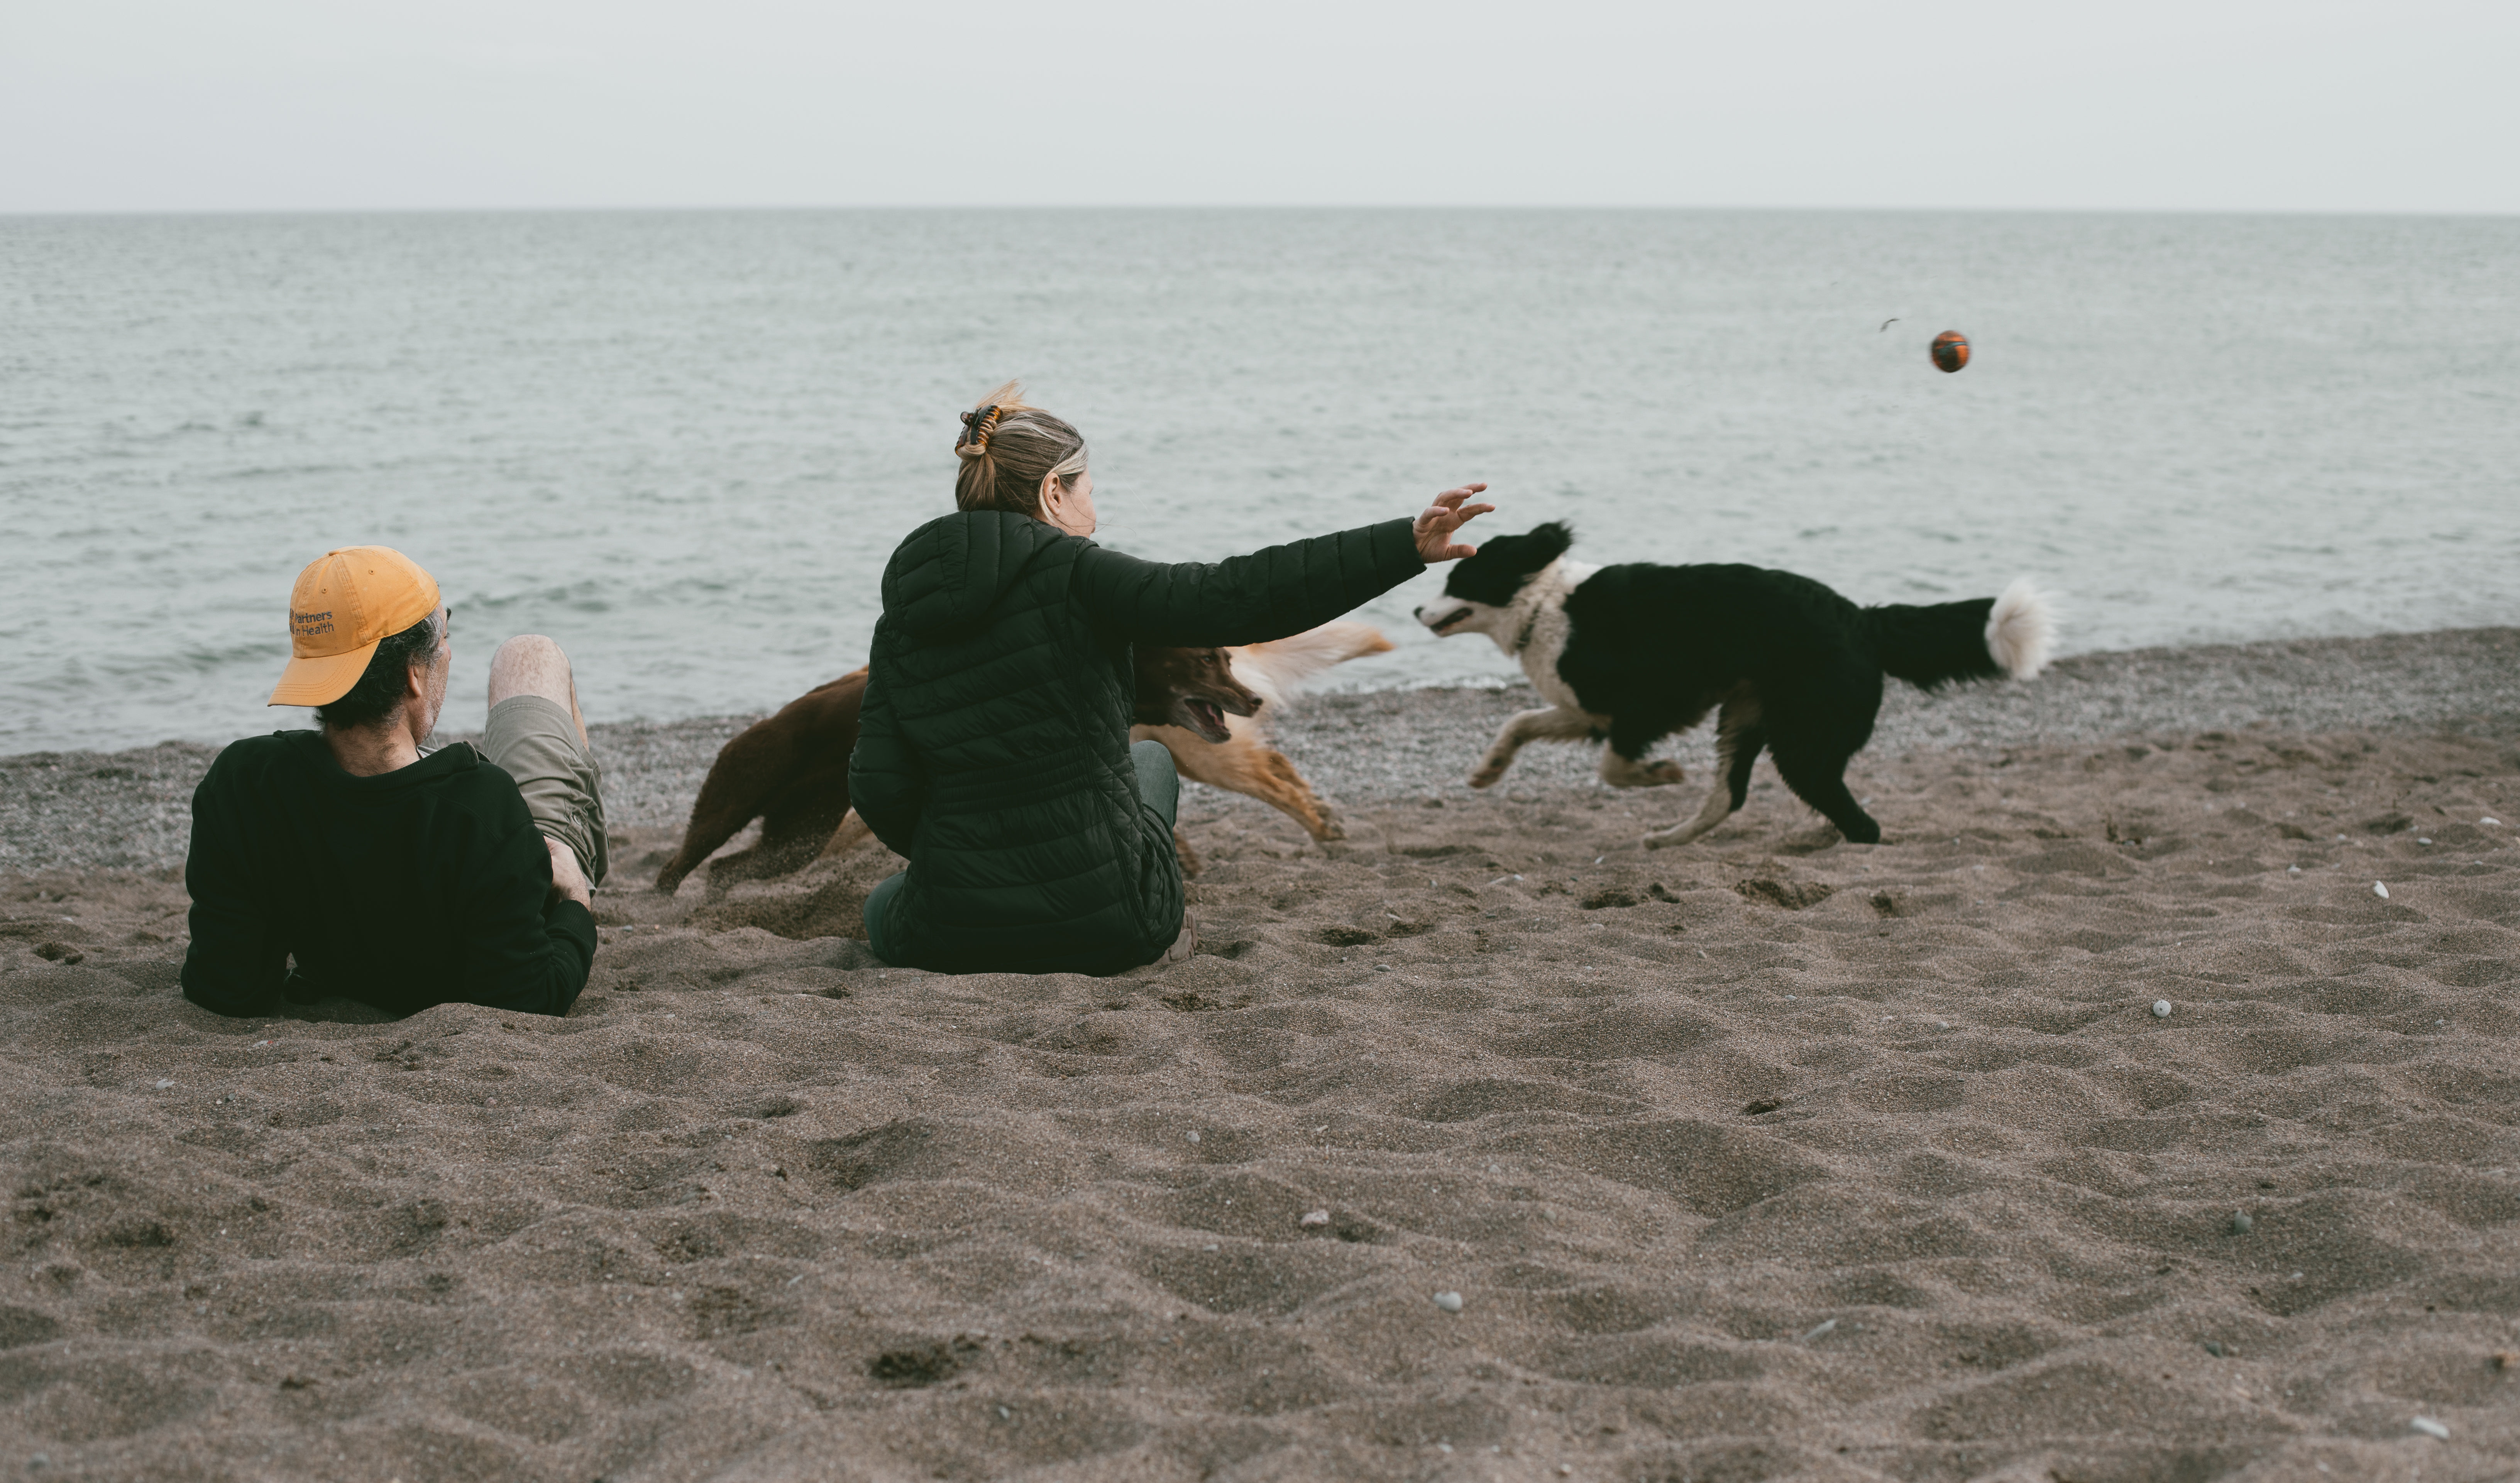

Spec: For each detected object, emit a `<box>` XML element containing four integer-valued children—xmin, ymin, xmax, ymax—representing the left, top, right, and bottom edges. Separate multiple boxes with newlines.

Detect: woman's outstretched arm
<box><xmin>1072</xmin><ymin>485</ymin><xmax>1491</xmax><ymax>647</ymax></box>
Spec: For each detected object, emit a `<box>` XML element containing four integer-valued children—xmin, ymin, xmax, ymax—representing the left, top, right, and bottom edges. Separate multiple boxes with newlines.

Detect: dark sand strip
<box><xmin>6</xmin><ymin>628</ymin><xmax>2517</xmax><ymax>874</ymax></box>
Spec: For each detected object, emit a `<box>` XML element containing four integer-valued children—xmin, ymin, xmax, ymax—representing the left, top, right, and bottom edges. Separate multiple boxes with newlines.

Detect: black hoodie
<box><xmin>181</xmin><ymin>732</ymin><xmax>596</xmax><ymax>1018</ymax></box>
<box><xmin>849</xmin><ymin>510</ymin><xmax>1423</xmax><ymax>975</ymax></box>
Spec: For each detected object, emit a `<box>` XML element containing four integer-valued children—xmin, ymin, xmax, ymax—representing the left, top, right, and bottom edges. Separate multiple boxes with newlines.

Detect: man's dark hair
<box><xmin>315</xmin><ymin>612</ymin><xmax>444</xmax><ymax>731</ymax></box>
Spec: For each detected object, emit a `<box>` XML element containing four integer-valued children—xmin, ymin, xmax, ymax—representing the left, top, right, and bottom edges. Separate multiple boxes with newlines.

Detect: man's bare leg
<box><xmin>489</xmin><ymin>635</ymin><xmax>589</xmax><ymax>749</ymax></box>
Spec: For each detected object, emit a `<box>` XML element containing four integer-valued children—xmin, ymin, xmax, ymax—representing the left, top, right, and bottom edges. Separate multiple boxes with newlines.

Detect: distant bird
<box><xmin>1879</xmin><ymin>318</ymin><xmax>1899</xmax><ymax>332</ymax></box>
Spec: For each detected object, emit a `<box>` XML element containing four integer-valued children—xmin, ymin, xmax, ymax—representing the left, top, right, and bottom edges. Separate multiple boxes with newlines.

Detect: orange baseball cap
<box><xmin>269</xmin><ymin>546</ymin><xmax>443</xmax><ymax>707</ymax></box>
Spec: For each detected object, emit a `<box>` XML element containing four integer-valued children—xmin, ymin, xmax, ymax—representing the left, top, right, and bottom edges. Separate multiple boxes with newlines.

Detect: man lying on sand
<box><xmin>180</xmin><ymin>546</ymin><xmax>606</xmax><ymax>1018</ymax></box>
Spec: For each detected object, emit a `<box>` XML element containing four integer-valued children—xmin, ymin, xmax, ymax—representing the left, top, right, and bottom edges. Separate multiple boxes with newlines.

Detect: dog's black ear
<box><xmin>1443</xmin><ymin>519</ymin><xmax>1575</xmax><ymax>605</ymax></box>
<box><xmin>1522</xmin><ymin>522</ymin><xmax>1574</xmax><ymax>567</ymax></box>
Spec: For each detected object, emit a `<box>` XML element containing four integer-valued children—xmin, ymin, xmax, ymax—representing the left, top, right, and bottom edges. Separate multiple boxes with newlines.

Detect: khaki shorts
<box><xmin>482</xmin><ymin>695</ymin><xmax>609</xmax><ymax>886</ymax></box>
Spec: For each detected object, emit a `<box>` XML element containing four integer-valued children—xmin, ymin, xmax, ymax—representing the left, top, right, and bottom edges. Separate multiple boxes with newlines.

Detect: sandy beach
<box><xmin>5</xmin><ymin>629</ymin><xmax>2518</xmax><ymax>1481</ymax></box>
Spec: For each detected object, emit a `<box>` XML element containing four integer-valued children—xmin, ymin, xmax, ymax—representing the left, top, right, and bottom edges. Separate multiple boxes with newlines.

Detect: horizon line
<box><xmin>5</xmin><ymin>201</ymin><xmax>2517</xmax><ymax>222</ymax></box>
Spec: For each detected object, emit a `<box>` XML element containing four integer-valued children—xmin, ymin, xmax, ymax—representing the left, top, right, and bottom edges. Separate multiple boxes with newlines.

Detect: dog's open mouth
<box><xmin>1425</xmin><ymin>605</ymin><xmax>1474</xmax><ymax>635</ymax></box>
<box><xmin>1181</xmin><ymin>698</ymin><xmax>1230</xmax><ymax>739</ymax></box>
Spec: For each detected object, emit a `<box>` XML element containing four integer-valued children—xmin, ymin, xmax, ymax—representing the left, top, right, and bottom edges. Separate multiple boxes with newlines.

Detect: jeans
<box><xmin>863</xmin><ymin>740</ymin><xmax>1180</xmax><ymax>964</ymax></box>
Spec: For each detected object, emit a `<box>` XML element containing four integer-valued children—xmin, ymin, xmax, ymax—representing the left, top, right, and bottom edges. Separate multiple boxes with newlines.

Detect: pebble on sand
<box><xmin>1298</xmin><ymin>1209</ymin><xmax>1330</xmax><ymax>1228</ymax></box>
<box><xmin>1801</xmin><ymin>1318</ymin><xmax>1838</xmax><ymax>1341</ymax></box>
<box><xmin>2229</xmin><ymin>1211</ymin><xmax>2254</xmax><ymax>1234</ymax></box>
<box><xmin>1432</xmin><ymin>1291</ymin><xmax>1464</xmax><ymax>1313</ymax></box>
<box><xmin>2152</xmin><ymin>1000</ymin><xmax>2173</xmax><ymax>1018</ymax></box>
<box><xmin>2410</xmin><ymin>1416</ymin><xmax>2450</xmax><ymax>1441</ymax></box>
<box><xmin>2374</xmin><ymin>881</ymin><xmax>2390</xmax><ymax>898</ymax></box>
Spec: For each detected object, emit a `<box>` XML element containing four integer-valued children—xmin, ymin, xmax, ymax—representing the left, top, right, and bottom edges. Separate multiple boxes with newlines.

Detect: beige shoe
<box><xmin>1159</xmin><ymin>911</ymin><xmax>1197</xmax><ymax>965</ymax></box>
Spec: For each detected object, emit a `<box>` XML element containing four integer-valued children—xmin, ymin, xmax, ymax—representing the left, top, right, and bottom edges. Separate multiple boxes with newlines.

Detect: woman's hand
<box><xmin>1413</xmin><ymin>483</ymin><xmax>1494</xmax><ymax>563</ymax></box>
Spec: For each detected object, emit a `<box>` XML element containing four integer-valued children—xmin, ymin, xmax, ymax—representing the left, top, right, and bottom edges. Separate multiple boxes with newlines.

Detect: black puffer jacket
<box><xmin>850</xmin><ymin>510</ymin><xmax>1424</xmax><ymax>975</ymax></box>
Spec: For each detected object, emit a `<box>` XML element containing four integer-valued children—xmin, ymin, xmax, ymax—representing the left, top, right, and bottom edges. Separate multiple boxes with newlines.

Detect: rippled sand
<box><xmin>5</xmin><ymin>719</ymin><xmax>2517</xmax><ymax>1480</ymax></box>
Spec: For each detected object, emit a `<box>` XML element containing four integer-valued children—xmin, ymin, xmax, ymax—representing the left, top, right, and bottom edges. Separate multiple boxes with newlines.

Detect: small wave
<box><xmin>208</xmin><ymin>462</ymin><xmax>359</xmax><ymax>482</ymax></box>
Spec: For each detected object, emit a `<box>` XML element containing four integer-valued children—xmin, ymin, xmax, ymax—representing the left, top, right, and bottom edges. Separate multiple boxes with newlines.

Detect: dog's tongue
<box><xmin>1188</xmin><ymin>699</ymin><xmax>1225</xmax><ymax>734</ymax></box>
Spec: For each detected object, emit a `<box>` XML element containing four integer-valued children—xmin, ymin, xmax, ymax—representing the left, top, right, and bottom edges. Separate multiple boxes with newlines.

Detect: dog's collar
<box><xmin>1508</xmin><ymin>563</ymin><xmax>1560</xmax><ymax>653</ymax></box>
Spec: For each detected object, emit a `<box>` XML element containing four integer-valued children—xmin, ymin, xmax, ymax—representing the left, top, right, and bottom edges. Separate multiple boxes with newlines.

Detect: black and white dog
<box><xmin>1415</xmin><ymin>523</ymin><xmax>2053</xmax><ymax>848</ymax></box>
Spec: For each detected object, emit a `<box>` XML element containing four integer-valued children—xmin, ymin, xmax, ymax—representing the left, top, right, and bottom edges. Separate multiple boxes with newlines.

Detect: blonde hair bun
<box><xmin>952</xmin><ymin>380</ymin><xmax>1088</xmax><ymax>518</ymax></box>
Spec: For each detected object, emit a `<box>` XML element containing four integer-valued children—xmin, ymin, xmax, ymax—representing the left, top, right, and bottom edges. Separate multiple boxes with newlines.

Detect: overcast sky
<box><xmin>3</xmin><ymin>0</ymin><xmax>2513</xmax><ymax>215</ymax></box>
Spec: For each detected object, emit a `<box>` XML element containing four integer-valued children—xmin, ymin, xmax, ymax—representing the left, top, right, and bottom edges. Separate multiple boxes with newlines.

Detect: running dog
<box><xmin>652</xmin><ymin>669</ymin><xmax>873</xmax><ymax>895</ymax></box>
<box><xmin>655</xmin><ymin>624</ymin><xmax>1385</xmax><ymax>892</ymax></box>
<box><xmin>1131</xmin><ymin>621</ymin><xmax>1392</xmax><ymax>844</ymax></box>
<box><xmin>1413</xmin><ymin>523</ymin><xmax>2053</xmax><ymax>847</ymax></box>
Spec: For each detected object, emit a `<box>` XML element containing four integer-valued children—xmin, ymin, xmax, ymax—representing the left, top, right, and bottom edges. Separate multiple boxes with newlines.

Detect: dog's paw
<box><xmin>1645</xmin><ymin>760</ymin><xmax>1686</xmax><ymax>785</ymax></box>
<box><xmin>1779</xmin><ymin>824</ymin><xmax>1849</xmax><ymax>855</ymax></box>
<box><xmin>1313</xmin><ymin>818</ymin><xmax>1347</xmax><ymax>841</ymax></box>
<box><xmin>1467</xmin><ymin>763</ymin><xmax>1506</xmax><ymax>790</ymax></box>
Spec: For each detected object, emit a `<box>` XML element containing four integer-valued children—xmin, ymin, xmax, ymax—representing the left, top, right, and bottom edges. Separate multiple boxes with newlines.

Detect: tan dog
<box><xmin>653</xmin><ymin>669</ymin><xmax>869</xmax><ymax>894</ymax></box>
<box><xmin>662</xmin><ymin>623</ymin><xmax>1386</xmax><ymax>893</ymax></box>
<box><xmin>1131</xmin><ymin>621</ymin><xmax>1392</xmax><ymax>843</ymax></box>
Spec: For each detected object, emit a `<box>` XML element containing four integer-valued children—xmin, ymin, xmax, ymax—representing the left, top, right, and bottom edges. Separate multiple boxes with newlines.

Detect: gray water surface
<box><xmin>4</xmin><ymin>209</ymin><xmax>2515</xmax><ymax>753</ymax></box>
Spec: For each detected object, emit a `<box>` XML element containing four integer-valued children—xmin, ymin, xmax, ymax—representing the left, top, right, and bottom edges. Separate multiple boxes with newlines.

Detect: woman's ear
<box><xmin>1041</xmin><ymin>473</ymin><xmax>1079</xmax><ymax>534</ymax></box>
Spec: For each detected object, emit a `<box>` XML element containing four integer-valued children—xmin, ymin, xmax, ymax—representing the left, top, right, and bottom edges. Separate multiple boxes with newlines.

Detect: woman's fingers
<box><xmin>1415</xmin><ymin>501</ymin><xmax>1495</xmax><ymax>535</ymax></box>
<box><xmin>1416</xmin><ymin>484</ymin><xmax>1494</xmax><ymax>561</ymax></box>
<box><xmin>1417</xmin><ymin>486</ymin><xmax>1493</xmax><ymax>527</ymax></box>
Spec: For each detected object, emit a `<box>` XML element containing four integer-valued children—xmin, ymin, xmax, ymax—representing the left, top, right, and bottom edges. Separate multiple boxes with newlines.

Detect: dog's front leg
<box><xmin>1469</xmin><ymin>706</ymin><xmax>1593</xmax><ymax>789</ymax></box>
<box><xmin>1599</xmin><ymin>750</ymin><xmax>1685</xmax><ymax>788</ymax></box>
<box><xmin>1597</xmin><ymin>711</ymin><xmax>1685</xmax><ymax>788</ymax></box>
<box><xmin>1644</xmin><ymin>697</ymin><xmax>1765</xmax><ymax>850</ymax></box>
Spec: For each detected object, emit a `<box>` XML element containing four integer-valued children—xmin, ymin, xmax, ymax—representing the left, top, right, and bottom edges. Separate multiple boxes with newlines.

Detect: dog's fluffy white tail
<box><xmin>1986</xmin><ymin>579</ymin><xmax>2055</xmax><ymax>680</ymax></box>
<box><xmin>1229</xmin><ymin>622</ymin><xmax>1394</xmax><ymax>709</ymax></box>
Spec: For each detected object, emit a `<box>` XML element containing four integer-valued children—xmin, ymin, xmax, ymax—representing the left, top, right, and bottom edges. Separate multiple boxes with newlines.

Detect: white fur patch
<box><xmin>1420</xmin><ymin>558</ymin><xmax>1599</xmax><ymax>714</ymax></box>
<box><xmin>1985</xmin><ymin>579</ymin><xmax>2055</xmax><ymax>680</ymax></box>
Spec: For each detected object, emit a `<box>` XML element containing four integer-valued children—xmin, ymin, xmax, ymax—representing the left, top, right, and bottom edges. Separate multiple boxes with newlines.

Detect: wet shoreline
<box><xmin>6</xmin><ymin>626</ymin><xmax>2515</xmax><ymax>875</ymax></box>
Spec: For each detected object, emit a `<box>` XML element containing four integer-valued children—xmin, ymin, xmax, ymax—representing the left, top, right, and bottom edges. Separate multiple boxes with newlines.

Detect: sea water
<box><xmin>3</xmin><ymin>209</ymin><xmax>2515</xmax><ymax>754</ymax></box>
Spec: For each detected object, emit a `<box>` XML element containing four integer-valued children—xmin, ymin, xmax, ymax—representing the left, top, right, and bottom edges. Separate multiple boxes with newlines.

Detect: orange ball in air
<box><xmin>1931</xmin><ymin>330</ymin><xmax>1970</xmax><ymax>373</ymax></box>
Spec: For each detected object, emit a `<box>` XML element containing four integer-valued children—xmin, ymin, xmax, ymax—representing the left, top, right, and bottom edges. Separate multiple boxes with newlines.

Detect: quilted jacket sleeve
<box><xmin>847</xmin><ymin>652</ymin><xmax>927</xmax><ymax>857</ymax></box>
<box><xmin>1070</xmin><ymin>518</ymin><xmax>1425</xmax><ymax>647</ymax></box>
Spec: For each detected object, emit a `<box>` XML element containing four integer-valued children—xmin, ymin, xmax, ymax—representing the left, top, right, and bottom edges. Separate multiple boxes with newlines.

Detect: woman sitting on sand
<box><xmin>848</xmin><ymin>383</ymin><xmax>1491</xmax><ymax>975</ymax></box>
